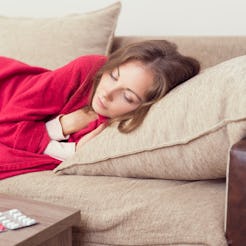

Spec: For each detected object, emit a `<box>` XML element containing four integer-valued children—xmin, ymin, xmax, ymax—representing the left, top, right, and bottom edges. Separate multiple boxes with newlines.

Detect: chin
<box><xmin>92</xmin><ymin>102</ymin><xmax>107</xmax><ymax>117</ymax></box>
<box><xmin>92</xmin><ymin>96</ymin><xmax>111</xmax><ymax>117</ymax></box>
<box><xmin>91</xmin><ymin>102</ymin><xmax>100</xmax><ymax>114</ymax></box>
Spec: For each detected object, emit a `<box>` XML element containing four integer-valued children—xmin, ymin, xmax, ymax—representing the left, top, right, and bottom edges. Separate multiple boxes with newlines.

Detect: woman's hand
<box><xmin>76</xmin><ymin>123</ymin><xmax>106</xmax><ymax>151</ymax></box>
<box><xmin>60</xmin><ymin>108</ymin><xmax>98</xmax><ymax>136</ymax></box>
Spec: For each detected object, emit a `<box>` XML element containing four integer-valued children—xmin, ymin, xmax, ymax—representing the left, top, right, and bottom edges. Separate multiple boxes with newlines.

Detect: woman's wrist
<box><xmin>46</xmin><ymin>115</ymin><xmax>69</xmax><ymax>140</ymax></box>
<box><xmin>59</xmin><ymin>114</ymin><xmax>73</xmax><ymax>136</ymax></box>
<box><xmin>59</xmin><ymin>108</ymin><xmax>98</xmax><ymax>136</ymax></box>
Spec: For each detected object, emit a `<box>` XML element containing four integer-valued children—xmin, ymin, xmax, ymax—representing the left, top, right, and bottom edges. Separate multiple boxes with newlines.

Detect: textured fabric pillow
<box><xmin>0</xmin><ymin>2</ymin><xmax>121</xmax><ymax>69</ymax></box>
<box><xmin>54</xmin><ymin>55</ymin><xmax>246</xmax><ymax>180</ymax></box>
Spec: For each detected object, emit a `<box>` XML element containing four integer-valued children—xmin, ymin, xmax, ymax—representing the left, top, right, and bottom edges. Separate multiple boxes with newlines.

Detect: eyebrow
<box><xmin>117</xmin><ymin>66</ymin><xmax>143</xmax><ymax>103</ymax></box>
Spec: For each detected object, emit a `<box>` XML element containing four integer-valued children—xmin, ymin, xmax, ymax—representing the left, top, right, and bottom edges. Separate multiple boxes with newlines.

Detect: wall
<box><xmin>0</xmin><ymin>0</ymin><xmax>245</xmax><ymax>36</ymax></box>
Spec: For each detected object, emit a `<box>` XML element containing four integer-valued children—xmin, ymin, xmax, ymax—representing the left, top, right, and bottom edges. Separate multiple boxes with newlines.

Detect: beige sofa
<box><xmin>0</xmin><ymin>34</ymin><xmax>245</xmax><ymax>245</ymax></box>
<box><xmin>0</xmin><ymin>3</ymin><xmax>246</xmax><ymax>245</ymax></box>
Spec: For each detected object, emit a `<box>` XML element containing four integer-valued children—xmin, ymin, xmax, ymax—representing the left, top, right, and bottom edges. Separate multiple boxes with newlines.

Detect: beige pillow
<box><xmin>0</xmin><ymin>2</ymin><xmax>121</xmax><ymax>69</ymax></box>
<box><xmin>54</xmin><ymin>55</ymin><xmax>246</xmax><ymax>180</ymax></box>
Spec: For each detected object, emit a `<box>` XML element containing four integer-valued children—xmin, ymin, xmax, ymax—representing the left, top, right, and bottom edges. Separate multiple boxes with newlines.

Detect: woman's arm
<box><xmin>43</xmin><ymin>109</ymin><xmax>106</xmax><ymax>160</ymax></box>
<box><xmin>43</xmin><ymin>141</ymin><xmax>76</xmax><ymax>161</ymax></box>
<box><xmin>43</xmin><ymin>123</ymin><xmax>106</xmax><ymax>161</ymax></box>
<box><xmin>0</xmin><ymin>55</ymin><xmax>106</xmax><ymax>154</ymax></box>
<box><xmin>59</xmin><ymin>109</ymin><xmax>98</xmax><ymax>136</ymax></box>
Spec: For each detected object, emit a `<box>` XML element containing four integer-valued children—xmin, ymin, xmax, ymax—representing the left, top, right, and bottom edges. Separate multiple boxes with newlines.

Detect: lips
<box><xmin>97</xmin><ymin>95</ymin><xmax>107</xmax><ymax>109</ymax></box>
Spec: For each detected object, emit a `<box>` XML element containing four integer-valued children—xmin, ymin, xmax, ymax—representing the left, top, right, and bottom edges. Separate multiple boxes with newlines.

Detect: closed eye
<box><xmin>124</xmin><ymin>93</ymin><xmax>134</xmax><ymax>103</ymax></box>
<box><xmin>109</xmin><ymin>71</ymin><xmax>117</xmax><ymax>81</ymax></box>
<box><xmin>124</xmin><ymin>90</ymin><xmax>140</xmax><ymax>104</ymax></box>
<box><xmin>109</xmin><ymin>68</ymin><xmax>119</xmax><ymax>81</ymax></box>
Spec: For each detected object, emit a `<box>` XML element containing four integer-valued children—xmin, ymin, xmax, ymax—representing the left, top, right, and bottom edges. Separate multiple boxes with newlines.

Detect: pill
<box><xmin>18</xmin><ymin>215</ymin><xmax>27</xmax><ymax>221</ymax></box>
<box><xmin>8</xmin><ymin>209</ymin><xmax>19</xmax><ymax>215</ymax></box>
<box><xmin>6</xmin><ymin>222</ymin><xmax>19</xmax><ymax>230</ymax></box>
<box><xmin>0</xmin><ymin>209</ymin><xmax>37</xmax><ymax>230</ymax></box>
<box><xmin>13</xmin><ymin>212</ymin><xmax>22</xmax><ymax>219</ymax></box>
<box><xmin>2</xmin><ymin>220</ymin><xmax>11</xmax><ymax>226</ymax></box>
<box><xmin>22</xmin><ymin>218</ymin><xmax>31</xmax><ymax>224</ymax></box>
<box><xmin>25</xmin><ymin>219</ymin><xmax>36</xmax><ymax>226</ymax></box>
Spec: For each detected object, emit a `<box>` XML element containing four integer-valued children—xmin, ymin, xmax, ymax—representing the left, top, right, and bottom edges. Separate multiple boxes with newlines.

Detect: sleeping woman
<box><xmin>0</xmin><ymin>40</ymin><xmax>200</xmax><ymax>179</ymax></box>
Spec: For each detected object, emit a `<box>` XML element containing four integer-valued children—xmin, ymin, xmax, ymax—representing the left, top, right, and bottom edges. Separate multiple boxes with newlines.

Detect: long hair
<box><xmin>91</xmin><ymin>40</ymin><xmax>200</xmax><ymax>133</ymax></box>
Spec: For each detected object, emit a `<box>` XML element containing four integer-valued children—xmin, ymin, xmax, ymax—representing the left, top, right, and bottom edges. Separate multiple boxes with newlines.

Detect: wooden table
<box><xmin>0</xmin><ymin>193</ymin><xmax>80</xmax><ymax>246</ymax></box>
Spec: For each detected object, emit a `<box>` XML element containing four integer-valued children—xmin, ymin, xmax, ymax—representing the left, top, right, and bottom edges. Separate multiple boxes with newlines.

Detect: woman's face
<box><xmin>92</xmin><ymin>61</ymin><xmax>154</xmax><ymax>118</ymax></box>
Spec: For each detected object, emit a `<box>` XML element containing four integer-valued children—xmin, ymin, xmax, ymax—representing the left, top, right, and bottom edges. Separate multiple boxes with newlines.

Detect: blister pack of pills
<box><xmin>0</xmin><ymin>209</ymin><xmax>37</xmax><ymax>231</ymax></box>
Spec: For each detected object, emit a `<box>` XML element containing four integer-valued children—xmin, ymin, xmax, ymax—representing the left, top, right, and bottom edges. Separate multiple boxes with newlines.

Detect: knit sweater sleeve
<box><xmin>43</xmin><ymin>141</ymin><xmax>76</xmax><ymax>161</ymax></box>
<box><xmin>0</xmin><ymin>55</ymin><xmax>107</xmax><ymax>154</ymax></box>
<box><xmin>44</xmin><ymin>115</ymin><xmax>75</xmax><ymax>161</ymax></box>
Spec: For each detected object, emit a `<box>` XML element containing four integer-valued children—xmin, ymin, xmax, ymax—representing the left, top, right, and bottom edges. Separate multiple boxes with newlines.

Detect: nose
<box><xmin>103</xmin><ymin>88</ymin><xmax>115</xmax><ymax>101</ymax></box>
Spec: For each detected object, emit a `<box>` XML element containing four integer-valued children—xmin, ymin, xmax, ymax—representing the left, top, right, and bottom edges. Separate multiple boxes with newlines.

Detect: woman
<box><xmin>0</xmin><ymin>40</ymin><xmax>200</xmax><ymax>179</ymax></box>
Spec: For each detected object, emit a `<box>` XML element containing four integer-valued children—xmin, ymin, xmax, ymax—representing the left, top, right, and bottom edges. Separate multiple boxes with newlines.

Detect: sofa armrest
<box><xmin>226</xmin><ymin>137</ymin><xmax>246</xmax><ymax>245</ymax></box>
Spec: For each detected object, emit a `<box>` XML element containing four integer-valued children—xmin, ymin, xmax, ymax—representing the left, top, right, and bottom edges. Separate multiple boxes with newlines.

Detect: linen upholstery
<box><xmin>54</xmin><ymin>55</ymin><xmax>246</xmax><ymax>180</ymax></box>
<box><xmin>0</xmin><ymin>171</ymin><xmax>227</xmax><ymax>246</ymax></box>
<box><xmin>112</xmin><ymin>36</ymin><xmax>246</xmax><ymax>69</ymax></box>
<box><xmin>0</xmin><ymin>2</ymin><xmax>121</xmax><ymax>69</ymax></box>
<box><xmin>0</xmin><ymin>19</ymin><xmax>246</xmax><ymax>244</ymax></box>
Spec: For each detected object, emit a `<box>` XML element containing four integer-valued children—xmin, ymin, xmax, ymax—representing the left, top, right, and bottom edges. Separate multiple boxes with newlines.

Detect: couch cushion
<box><xmin>54</xmin><ymin>55</ymin><xmax>246</xmax><ymax>180</ymax></box>
<box><xmin>0</xmin><ymin>2</ymin><xmax>121</xmax><ymax>69</ymax></box>
<box><xmin>0</xmin><ymin>171</ymin><xmax>227</xmax><ymax>245</ymax></box>
<box><xmin>112</xmin><ymin>36</ymin><xmax>246</xmax><ymax>69</ymax></box>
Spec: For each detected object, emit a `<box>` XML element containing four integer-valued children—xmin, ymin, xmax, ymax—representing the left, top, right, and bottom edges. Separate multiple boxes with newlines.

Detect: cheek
<box><xmin>98</xmin><ymin>74</ymin><xmax>109</xmax><ymax>87</ymax></box>
<box><xmin>94</xmin><ymin>76</ymin><xmax>104</xmax><ymax>92</ymax></box>
<box><xmin>95</xmin><ymin>79</ymin><xmax>103</xmax><ymax>93</ymax></box>
<box><xmin>115</xmin><ymin>102</ymin><xmax>139</xmax><ymax>116</ymax></box>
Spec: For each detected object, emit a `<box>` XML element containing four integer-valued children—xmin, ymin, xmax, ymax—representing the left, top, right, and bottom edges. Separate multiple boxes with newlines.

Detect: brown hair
<box><xmin>91</xmin><ymin>40</ymin><xmax>200</xmax><ymax>133</ymax></box>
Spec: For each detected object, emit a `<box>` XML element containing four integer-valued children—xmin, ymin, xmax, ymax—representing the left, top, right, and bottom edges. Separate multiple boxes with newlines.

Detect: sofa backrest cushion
<box><xmin>112</xmin><ymin>36</ymin><xmax>246</xmax><ymax>70</ymax></box>
<box><xmin>0</xmin><ymin>2</ymin><xmax>121</xmax><ymax>69</ymax></box>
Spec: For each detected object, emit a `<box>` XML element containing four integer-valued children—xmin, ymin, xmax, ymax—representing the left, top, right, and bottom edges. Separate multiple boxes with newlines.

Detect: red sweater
<box><xmin>0</xmin><ymin>55</ymin><xmax>107</xmax><ymax>179</ymax></box>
